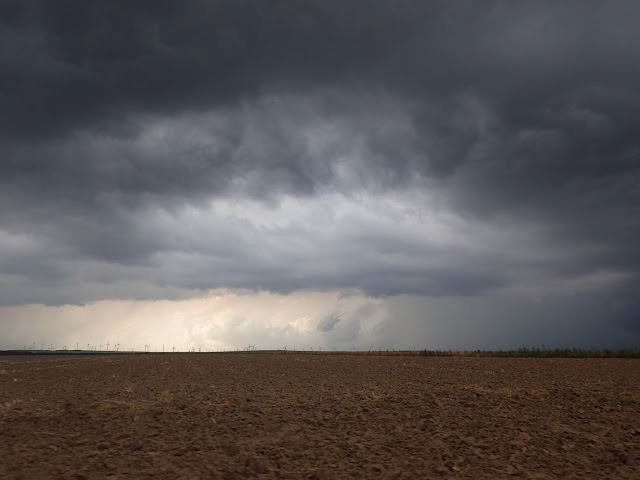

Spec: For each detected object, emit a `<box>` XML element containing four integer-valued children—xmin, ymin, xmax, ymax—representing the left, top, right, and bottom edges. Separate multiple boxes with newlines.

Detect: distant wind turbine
<box><xmin>106</xmin><ymin>341</ymin><xmax>110</xmax><ymax>352</ymax></box>
<box><xmin>115</xmin><ymin>343</ymin><xmax>120</xmax><ymax>352</ymax></box>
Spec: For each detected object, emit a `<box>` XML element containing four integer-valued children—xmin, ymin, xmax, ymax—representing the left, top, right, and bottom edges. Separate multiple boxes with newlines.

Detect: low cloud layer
<box><xmin>1</xmin><ymin>1</ymin><xmax>639</xmax><ymax>347</ymax></box>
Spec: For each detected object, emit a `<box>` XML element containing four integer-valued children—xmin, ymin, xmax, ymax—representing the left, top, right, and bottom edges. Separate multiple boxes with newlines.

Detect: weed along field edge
<box><xmin>1</xmin><ymin>353</ymin><xmax>639</xmax><ymax>479</ymax></box>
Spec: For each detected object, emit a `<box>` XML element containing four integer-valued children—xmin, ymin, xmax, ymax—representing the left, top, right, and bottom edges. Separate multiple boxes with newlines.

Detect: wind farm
<box><xmin>2</xmin><ymin>1</ymin><xmax>640</xmax><ymax>478</ymax></box>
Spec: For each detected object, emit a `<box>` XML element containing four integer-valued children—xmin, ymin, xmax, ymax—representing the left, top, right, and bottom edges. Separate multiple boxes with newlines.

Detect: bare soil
<box><xmin>1</xmin><ymin>353</ymin><xmax>639</xmax><ymax>479</ymax></box>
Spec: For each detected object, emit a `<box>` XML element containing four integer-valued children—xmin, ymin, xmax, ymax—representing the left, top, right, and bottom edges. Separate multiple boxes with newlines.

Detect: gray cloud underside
<box><xmin>1</xmin><ymin>1</ymin><xmax>639</xmax><ymax>332</ymax></box>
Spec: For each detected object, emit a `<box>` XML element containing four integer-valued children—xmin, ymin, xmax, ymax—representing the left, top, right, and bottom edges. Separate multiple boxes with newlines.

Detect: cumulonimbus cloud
<box><xmin>0</xmin><ymin>1</ymin><xmax>638</xmax><ymax>340</ymax></box>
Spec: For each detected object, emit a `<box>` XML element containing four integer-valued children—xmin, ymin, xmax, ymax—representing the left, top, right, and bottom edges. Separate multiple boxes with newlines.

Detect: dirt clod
<box><xmin>1</xmin><ymin>354</ymin><xmax>638</xmax><ymax>479</ymax></box>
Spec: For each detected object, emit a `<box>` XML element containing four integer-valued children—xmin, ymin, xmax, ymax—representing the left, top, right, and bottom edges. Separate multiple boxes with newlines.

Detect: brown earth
<box><xmin>1</xmin><ymin>353</ymin><xmax>639</xmax><ymax>479</ymax></box>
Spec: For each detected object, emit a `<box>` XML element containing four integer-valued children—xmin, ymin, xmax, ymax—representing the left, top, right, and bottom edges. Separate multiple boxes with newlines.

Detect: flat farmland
<box><xmin>1</xmin><ymin>353</ymin><xmax>638</xmax><ymax>479</ymax></box>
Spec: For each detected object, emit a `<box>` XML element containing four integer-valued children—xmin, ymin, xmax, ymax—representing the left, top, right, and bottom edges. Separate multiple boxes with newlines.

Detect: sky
<box><xmin>1</xmin><ymin>1</ymin><xmax>639</xmax><ymax>351</ymax></box>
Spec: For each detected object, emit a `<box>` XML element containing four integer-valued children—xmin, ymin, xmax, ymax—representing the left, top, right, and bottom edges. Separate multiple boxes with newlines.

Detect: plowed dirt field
<box><xmin>1</xmin><ymin>353</ymin><xmax>638</xmax><ymax>479</ymax></box>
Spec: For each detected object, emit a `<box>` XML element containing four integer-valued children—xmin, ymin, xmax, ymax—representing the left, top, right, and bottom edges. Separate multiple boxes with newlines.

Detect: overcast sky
<box><xmin>1</xmin><ymin>1</ymin><xmax>639</xmax><ymax>351</ymax></box>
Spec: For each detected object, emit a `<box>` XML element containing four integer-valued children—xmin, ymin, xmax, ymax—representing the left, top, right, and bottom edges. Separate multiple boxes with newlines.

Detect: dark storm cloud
<box><xmin>1</xmin><ymin>0</ymin><xmax>639</xmax><ymax>328</ymax></box>
<box><xmin>0</xmin><ymin>0</ymin><xmax>421</xmax><ymax>141</ymax></box>
<box><xmin>3</xmin><ymin>1</ymin><xmax>639</xmax><ymax>195</ymax></box>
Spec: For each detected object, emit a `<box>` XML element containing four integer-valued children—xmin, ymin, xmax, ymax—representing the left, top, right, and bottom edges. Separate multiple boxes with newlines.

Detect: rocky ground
<box><xmin>1</xmin><ymin>353</ymin><xmax>638</xmax><ymax>479</ymax></box>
